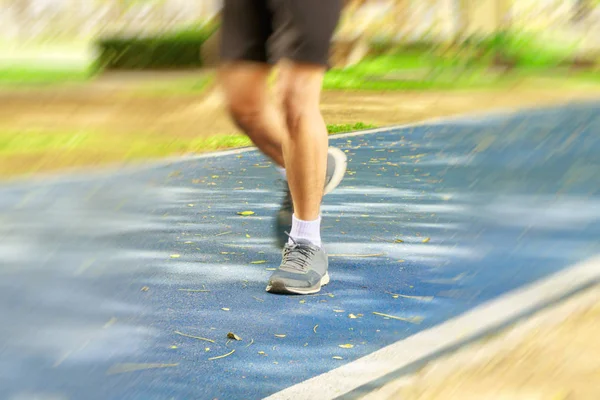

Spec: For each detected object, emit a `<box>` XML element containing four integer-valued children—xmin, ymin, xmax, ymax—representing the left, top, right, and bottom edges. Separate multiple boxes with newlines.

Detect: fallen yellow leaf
<box><xmin>390</xmin><ymin>293</ymin><xmax>433</xmax><ymax>301</ymax></box>
<box><xmin>174</xmin><ymin>331</ymin><xmax>215</xmax><ymax>343</ymax></box>
<box><xmin>238</xmin><ymin>211</ymin><xmax>255</xmax><ymax>216</ymax></box>
<box><xmin>422</xmin><ymin>237</ymin><xmax>431</xmax><ymax>243</ymax></box>
<box><xmin>338</xmin><ymin>344</ymin><xmax>354</xmax><ymax>349</ymax></box>
<box><xmin>208</xmin><ymin>349</ymin><xmax>235</xmax><ymax>361</ymax></box>
<box><xmin>103</xmin><ymin>317</ymin><xmax>118</xmax><ymax>329</ymax></box>
<box><xmin>251</xmin><ymin>260</ymin><xmax>266</xmax><ymax>264</ymax></box>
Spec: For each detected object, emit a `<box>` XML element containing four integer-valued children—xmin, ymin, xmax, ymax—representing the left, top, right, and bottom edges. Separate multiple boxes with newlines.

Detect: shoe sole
<box><xmin>265</xmin><ymin>272</ymin><xmax>330</xmax><ymax>295</ymax></box>
<box><xmin>324</xmin><ymin>147</ymin><xmax>348</xmax><ymax>195</ymax></box>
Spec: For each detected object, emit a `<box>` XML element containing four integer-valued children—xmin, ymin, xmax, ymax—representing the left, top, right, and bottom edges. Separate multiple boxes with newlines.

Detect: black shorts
<box><xmin>220</xmin><ymin>0</ymin><xmax>342</xmax><ymax>67</ymax></box>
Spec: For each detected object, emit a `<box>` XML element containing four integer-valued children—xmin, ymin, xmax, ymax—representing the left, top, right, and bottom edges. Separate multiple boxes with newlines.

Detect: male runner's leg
<box><xmin>219</xmin><ymin>0</ymin><xmax>345</xmax><ymax>294</ymax></box>
<box><xmin>265</xmin><ymin>0</ymin><xmax>344</xmax><ymax>294</ymax></box>
<box><xmin>219</xmin><ymin>1</ymin><xmax>286</xmax><ymax>167</ymax></box>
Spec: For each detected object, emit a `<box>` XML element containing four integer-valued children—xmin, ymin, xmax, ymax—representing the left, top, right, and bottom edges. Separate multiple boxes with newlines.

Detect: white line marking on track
<box><xmin>264</xmin><ymin>255</ymin><xmax>600</xmax><ymax>400</ymax></box>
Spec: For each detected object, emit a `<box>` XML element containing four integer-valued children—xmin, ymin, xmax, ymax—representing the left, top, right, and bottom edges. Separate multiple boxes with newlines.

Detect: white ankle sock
<box><xmin>276</xmin><ymin>167</ymin><xmax>286</xmax><ymax>180</ymax></box>
<box><xmin>289</xmin><ymin>214</ymin><xmax>322</xmax><ymax>247</ymax></box>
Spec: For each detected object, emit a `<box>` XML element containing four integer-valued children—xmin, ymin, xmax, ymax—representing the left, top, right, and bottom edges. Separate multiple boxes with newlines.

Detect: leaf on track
<box><xmin>209</xmin><ymin>349</ymin><xmax>235</xmax><ymax>361</ymax></box>
<box><xmin>174</xmin><ymin>331</ymin><xmax>215</xmax><ymax>343</ymax></box>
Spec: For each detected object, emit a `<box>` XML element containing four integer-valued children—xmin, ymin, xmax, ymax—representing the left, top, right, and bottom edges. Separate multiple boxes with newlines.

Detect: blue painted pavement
<box><xmin>0</xmin><ymin>102</ymin><xmax>599</xmax><ymax>400</ymax></box>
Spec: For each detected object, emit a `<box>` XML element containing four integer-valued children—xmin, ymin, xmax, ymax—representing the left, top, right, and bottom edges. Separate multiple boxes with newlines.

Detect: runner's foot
<box><xmin>266</xmin><ymin>237</ymin><xmax>329</xmax><ymax>295</ymax></box>
<box><xmin>275</xmin><ymin>147</ymin><xmax>347</xmax><ymax>248</ymax></box>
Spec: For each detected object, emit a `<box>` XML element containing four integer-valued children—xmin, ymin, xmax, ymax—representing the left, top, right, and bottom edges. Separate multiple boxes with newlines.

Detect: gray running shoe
<box><xmin>266</xmin><ymin>238</ymin><xmax>329</xmax><ymax>295</ymax></box>
<box><xmin>275</xmin><ymin>147</ymin><xmax>347</xmax><ymax>248</ymax></box>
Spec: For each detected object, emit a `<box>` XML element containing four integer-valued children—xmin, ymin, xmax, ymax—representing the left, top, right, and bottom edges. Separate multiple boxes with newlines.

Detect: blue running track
<box><xmin>0</xmin><ymin>102</ymin><xmax>599</xmax><ymax>400</ymax></box>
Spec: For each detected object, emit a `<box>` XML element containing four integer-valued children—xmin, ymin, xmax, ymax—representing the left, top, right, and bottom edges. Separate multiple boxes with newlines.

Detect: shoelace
<box><xmin>281</xmin><ymin>235</ymin><xmax>316</xmax><ymax>273</ymax></box>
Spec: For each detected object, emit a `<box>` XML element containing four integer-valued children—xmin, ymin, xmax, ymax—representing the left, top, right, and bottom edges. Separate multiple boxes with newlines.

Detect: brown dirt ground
<box><xmin>362</xmin><ymin>286</ymin><xmax>600</xmax><ymax>400</ymax></box>
<box><xmin>1</xmin><ymin>73</ymin><xmax>600</xmax><ymax>178</ymax></box>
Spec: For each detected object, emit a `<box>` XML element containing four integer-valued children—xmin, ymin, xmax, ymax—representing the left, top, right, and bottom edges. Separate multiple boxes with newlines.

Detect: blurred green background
<box><xmin>0</xmin><ymin>0</ymin><xmax>599</xmax><ymax>178</ymax></box>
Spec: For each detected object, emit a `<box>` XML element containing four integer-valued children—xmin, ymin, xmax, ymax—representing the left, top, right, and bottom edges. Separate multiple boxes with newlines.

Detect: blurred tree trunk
<box><xmin>497</xmin><ymin>0</ymin><xmax>512</xmax><ymax>30</ymax></box>
<box><xmin>572</xmin><ymin>0</ymin><xmax>592</xmax><ymax>24</ymax></box>
<box><xmin>106</xmin><ymin>0</ymin><xmax>126</xmax><ymax>32</ymax></box>
<box><xmin>456</xmin><ymin>0</ymin><xmax>511</xmax><ymax>36</ymax></box>
<box><xmin>455</xmin><ymin>0</ymin><xmax>471</xmax><ymax>40</ymax></box>
<box><xmin>392</xmin><ymin>0</ymin><xmax>410</xmax><ymax>39</ymax></box>
<box><xmin>331</xmin><ymin>0</ymin><xmax>370</xmax><ymax>67</ymax></box>
<box><xmin>200</xmin><ymin>8</ymin><xmax>223</xmax><ymax>67</ymax></box>
<box><xmin>343</xmin><ymin>0</ymin><xmax>369</xmax><ymax>15</ymax></box>
<box><xmin>13</xmin><ymin>0</ymin><xmax>32</xmax><ymax>40</ymax></box>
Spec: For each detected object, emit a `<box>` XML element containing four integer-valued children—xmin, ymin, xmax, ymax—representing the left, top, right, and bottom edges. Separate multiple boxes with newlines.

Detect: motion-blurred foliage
<box><xmin>94</xmin><ymin>21</ymin><xmax>218</xmax><ymax>71</ymax></box>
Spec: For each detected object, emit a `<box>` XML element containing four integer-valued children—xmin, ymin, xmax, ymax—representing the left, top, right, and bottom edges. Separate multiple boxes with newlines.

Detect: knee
<box><xmin>280</xmin><ymin>84</ymin><xmax>318</xmax><ymax>133</ymax></box>
<box><xmin>219</xmin><ymin>65</ymin><xmax>270</xmax><ymax>130</ymax></box>
<box><xmin>224</xmin><ymin>93</ymin><xmax>264</xmax><ymax>130</ymax></box>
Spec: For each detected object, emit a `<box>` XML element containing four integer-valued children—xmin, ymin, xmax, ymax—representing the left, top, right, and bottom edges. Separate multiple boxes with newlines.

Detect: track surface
<box><xmin>1</xmin><ymin>103</ymin><xmax>599</xmax><ymax>400</ymax></box>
